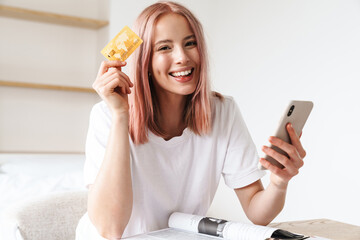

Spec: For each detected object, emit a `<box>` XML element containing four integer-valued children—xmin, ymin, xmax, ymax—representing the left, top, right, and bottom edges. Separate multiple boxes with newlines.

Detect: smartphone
<box><xmin>258</xmin><ymin>100</ymin><xmax>314</xmax><ymax>170</ymax></box>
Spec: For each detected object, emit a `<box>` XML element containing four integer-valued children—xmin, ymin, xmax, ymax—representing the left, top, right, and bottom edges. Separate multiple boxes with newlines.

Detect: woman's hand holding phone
<box><xmin>92</xmin><ymin>60</ymin><xmax>133</xmax><ymax>116</ymax></box>
<box><xmin>258</xmin><ymin>100</ymin><xmax>313</xmax><ymax>188</ymax></box>
<box><xmin>259</xmin><ymin>123</ymin><xmax>306</xmax><ymax>189</ymax></box>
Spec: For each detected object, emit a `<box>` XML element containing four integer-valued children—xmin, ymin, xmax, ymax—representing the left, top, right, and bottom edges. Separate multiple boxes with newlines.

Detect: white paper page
<box><xmin>169</xmin><ymin>212</ymin><xmax>204</xmax><ymax>232</ymax></box>
<box><xmin>308</xmin><ymin>237</ymin><xmax>331</xmax><ymax>240</ymax></box>
<box><xmin>124</xmin><ymin>228</ymin><xmax>221</xmax><ymax>240</ymax></box>
<box><xmin>169</xmin><ymin>212</ymin><xmax>279</xmax><ymax>240</ymax></box>
<box><xmin>223</xmin><ymin>222</ymin><xmax>277</xmax><ymax>240</ymax></box>
<box><xmin>124</xmin><ymin>227</ymin><xmax>330</xmax><ymax>240</ymax></box>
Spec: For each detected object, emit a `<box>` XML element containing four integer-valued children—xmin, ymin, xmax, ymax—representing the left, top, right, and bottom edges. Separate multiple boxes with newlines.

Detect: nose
<box><xmin>174</xmin><ymin>46</ymin><xmax>190</xmax><ymax>64</ymax></box>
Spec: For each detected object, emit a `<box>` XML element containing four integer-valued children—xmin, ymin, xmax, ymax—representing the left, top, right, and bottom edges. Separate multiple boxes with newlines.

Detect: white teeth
<box><xmin>171</xmin><ymin>69</ymin><xmax>192</xmax><ymax>77</ymax></box>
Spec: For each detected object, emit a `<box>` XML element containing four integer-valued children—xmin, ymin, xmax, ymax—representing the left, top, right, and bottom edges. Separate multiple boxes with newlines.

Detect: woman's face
<box><xmin>151</xmin><ymin>13</ymin><xmax>200</xmax><ymax>99</ymax></box>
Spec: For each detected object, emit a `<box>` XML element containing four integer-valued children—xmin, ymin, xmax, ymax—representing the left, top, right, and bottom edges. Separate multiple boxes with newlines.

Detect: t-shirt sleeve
<box><xmin>83</xmin><ymin>102</ymin><xmax>111</xmax><ymax>187</ymax></box>
<box><xmin>222</xmin><ymin>98</ymin><xmax>266</xmax><ymax>189</ymax></box>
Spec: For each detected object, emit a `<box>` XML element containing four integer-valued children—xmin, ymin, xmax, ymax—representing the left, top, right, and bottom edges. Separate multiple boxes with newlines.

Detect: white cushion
<box><xmin>1</xmin><ymin>191</ymin><xmax>88</xmax><ymax>240</ymax></box>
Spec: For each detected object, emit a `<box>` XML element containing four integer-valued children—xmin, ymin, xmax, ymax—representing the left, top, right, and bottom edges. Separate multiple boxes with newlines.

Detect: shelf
<box><xmin>0</xmin><ymin>5</ymin><xmax>109</xmax><ymax>29</ymax></box>
<box><xmin>0</xmin><ymin>80</ymin><xmax>96</xmax><ymax>93</ymax></box>
<box><xmin>0</xmin><ymin>151</ymin><xmax>85</xmax><ymax>154</ymax></box>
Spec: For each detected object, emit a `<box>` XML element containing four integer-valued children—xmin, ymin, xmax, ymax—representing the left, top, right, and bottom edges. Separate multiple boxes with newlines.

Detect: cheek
<box><xmin>152</xmin><ymin>55</ymin><xmax>170</xmax><ymax>75</ymax></box>
<box><xmin>191</xmin><ymin>49</ymin><xmax>201</xmax><ymax>66</ymax></box>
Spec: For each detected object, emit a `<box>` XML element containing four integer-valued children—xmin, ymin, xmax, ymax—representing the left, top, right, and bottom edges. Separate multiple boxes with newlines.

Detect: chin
<box><xmin>178</xmin><ymin>85</ymin><xmax>197</xmax><ymax>96</ymax></box>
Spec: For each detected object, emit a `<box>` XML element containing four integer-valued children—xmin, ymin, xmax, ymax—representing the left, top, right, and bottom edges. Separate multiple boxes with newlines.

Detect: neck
<box><xmin>156</xmin><ymin>93</ymin><xmax>188</xmax><ymax>140</ymax></box>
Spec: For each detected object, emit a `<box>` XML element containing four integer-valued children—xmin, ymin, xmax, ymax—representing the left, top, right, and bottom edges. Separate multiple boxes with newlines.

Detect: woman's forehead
<box><xmin>152</xmin><ymin>13</ymin><xmax>194</xmax><ymax>42</ymax></box>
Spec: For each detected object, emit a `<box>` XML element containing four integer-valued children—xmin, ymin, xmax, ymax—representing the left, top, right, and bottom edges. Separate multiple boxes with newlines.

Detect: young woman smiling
<box><xmin>76</xmin><ymin>2</ymin><xmax>307</xmax><ymax>240</ymax></box>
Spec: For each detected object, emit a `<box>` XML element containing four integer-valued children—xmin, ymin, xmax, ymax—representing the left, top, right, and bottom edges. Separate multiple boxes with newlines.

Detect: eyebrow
<box><xmin>154</xmin><ymin>34</ymin><xmax>196</xmax><ymax>46</ymax></box>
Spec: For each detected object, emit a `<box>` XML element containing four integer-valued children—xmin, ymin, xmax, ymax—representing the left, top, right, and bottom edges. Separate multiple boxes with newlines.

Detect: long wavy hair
<box><xmin>128</xmin><ymin>1</ymin><xmax>221</xmax><ymax>144</ymax></box>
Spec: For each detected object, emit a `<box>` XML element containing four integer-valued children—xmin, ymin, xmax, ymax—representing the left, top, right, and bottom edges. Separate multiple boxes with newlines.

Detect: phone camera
<box><xmin>287</xmin><ymin>105</ymin><xmax>295</xmax><ymax>116</ymax></box>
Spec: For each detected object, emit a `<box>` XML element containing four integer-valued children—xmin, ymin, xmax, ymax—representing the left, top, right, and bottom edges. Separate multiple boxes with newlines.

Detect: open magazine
<box><xmin>125</xmin><ymin>212</ymin><xmax>330</xmax><ymax>240</ymax></box>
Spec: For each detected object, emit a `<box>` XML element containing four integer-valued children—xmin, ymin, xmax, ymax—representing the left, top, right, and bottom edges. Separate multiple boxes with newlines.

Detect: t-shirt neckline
<box><xmin>148</xmin><ymin>128</ymin><xmax>192</xmax><ymax>146</ymax></box>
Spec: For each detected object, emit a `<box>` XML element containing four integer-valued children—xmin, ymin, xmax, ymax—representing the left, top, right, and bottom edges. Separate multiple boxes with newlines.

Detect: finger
<box><xmin>259</xmin><ymin>158</ymin><xmax>290</xmax><ymax>181</ymax></box>
<box><xmin>110</xmin><ymin>76</ymin><xmax>131</xmax><ymax>95</ymax></box>
<box><xmin>101</xmin><ymin>79</ymin><xmax>129</xmax><ymax>97</ymax></box>
<box><xmin>96</xmin><ymin>60</ymin><xmax>127</xmax><ymax>79</ymax></box>
<box><xmin>118</xmin><ymin>71</ymin><xmax>134</xmax><ymax>87</ymax></box>
<box><xmin>96</xmin><ymin>71</ymin><xmax>131</xmax><ymax>93</ymax></box>
<box><xmin>103</xmin><ymin>68</ymin><xmax>133</xmax><ymax>89</ymax></box>
<box><xmin>116</xmin><ymin>74</ymin><xmax>131</xmax><ymax>94</ymax></box>
<box><xmin>111</xmin><ymin>77</ymin><xmax>131</xmax><ymax>95</ymax></box>
<box><xmin>99</xmin><ymin>79</ymin><xmax>119</xmax><ymax>96</ymax></box>
<box><xmin>262</xmin><ymin>145</ymin><xmax>297</xmax><ymax>171</ymax></box>
<box><xmin>286</xmin><ymin>123</ymin><xmax>306</xmax><ymax>158</ymax></box>
<box><xmin>268</xmin><ymin>137</ymin><xmax>304</xmax><ymax>169</ymax></box>
<box><xmin>95</xmin><ymin>77</ymin><xmax>130</xmax><ymax>97</ymax></box>
<box><xmin>260</xmin><ymin>157</ymin><xmax>299</xmax><ymax>183</ymax></box>
<box><xmin>93</xmin><ymin>68</ymin><xmax>117</xmax><ymax>89</ymax></box>
<box><xmin>269</xmin><ymin>136</ymin><xmax>301</xmax><ymax>160</ymax></box>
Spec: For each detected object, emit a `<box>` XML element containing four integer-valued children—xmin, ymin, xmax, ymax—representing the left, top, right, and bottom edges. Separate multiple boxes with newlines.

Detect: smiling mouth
<box><xmin>169</xmin><ymin>68</ymin><xmax>194</xmax><ymax>77</ymax></box>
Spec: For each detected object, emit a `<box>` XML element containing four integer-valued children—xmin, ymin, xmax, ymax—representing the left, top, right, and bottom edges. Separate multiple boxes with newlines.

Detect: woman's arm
<box><xmin>87</xmin><ymin>60</ymin><xmax>134</xmax><ymax>239</ymax></box>
<box><xmin>235</xmin><ymin>123</ymin><xmax>306</xmax><ymax>225</ymax></box>
<box><xmin>235</xmin><ymin>179</ymin><xmax>286</xmax><ymax>225</ymax></box>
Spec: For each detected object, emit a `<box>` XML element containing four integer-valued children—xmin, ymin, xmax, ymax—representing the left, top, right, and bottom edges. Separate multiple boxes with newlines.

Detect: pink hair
<box><xmin>129</xmin><ymin>1</ymin><xmax>222</xmax><ymax>144</ymax></box>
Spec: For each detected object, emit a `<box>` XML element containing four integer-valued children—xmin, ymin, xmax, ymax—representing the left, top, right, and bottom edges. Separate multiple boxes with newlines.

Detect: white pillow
<box><xmin>0</xmin><ymin>171</ymin><xmax>86</xmax><ymax>225</ymax></box>
<box><xmin>0</xmin><ymin>154</ymin><xmax>85</xmax><ymax>177</ymax></box>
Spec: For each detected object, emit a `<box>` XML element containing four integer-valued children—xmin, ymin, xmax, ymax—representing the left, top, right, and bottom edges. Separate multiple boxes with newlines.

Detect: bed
<box><xmin>0</xmin><ymin>153</ymin><xmax>87</xmax><ymax>240</ymax></box>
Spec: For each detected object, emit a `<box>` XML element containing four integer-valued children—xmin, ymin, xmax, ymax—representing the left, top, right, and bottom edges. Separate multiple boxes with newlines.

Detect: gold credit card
<box><xmin>101</xmin><ymin>26</ymin><xmax>143</xmax><ymax>61</ymax></box>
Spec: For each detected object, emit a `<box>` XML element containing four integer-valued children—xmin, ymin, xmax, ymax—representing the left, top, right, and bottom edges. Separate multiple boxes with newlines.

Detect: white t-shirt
<box><xmin>76</xmin><ymin>95</ymin><xmax>265</xmax><ymax>239</ymax></box>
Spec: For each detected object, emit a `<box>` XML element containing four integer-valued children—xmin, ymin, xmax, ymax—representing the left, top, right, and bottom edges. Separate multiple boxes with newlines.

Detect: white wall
<box><xmin>110</xmin><ymin>0</ymin><xmax>360</xmax><ymax>226</ymax></box>
<box><xmin>0</xmin><ymin>0</ymin><xmax>109</xmax><ymax>152</ymax></box>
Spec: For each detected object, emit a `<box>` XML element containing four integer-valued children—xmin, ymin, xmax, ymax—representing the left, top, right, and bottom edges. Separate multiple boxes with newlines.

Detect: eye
<box><xmin>185</xmin><ymin>41</ymin><xmax>197</xmax><ymax>47</ymax></box>
<box><xmin>158</xmin><ymin>45</ymin><xmax>171</xmax><ymax>51</ymax></box>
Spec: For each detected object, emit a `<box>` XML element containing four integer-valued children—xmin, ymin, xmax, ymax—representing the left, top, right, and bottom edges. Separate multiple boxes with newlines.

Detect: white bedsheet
<box><xmin>0</xmin><ymin>153</ymin><xmax>85</xmax><ymax>176</ymax></box>
<box><xmin>0</xmin><ymin>171</ymin><xmax>85</xmax><ymax>211</ymax></box>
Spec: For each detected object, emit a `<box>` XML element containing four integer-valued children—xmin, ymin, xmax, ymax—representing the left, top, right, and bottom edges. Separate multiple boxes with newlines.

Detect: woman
<box><xmin>76</xmin><ymin>1</ymin><xmax>306</xmax><ymax>239</ymax></box>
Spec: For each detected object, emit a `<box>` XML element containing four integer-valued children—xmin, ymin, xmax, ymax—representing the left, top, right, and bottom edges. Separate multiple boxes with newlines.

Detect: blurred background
<box><xmin>1</xmin><ymin>0</ymin><xmax>359</xmax><ymax>226</ymax></box>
